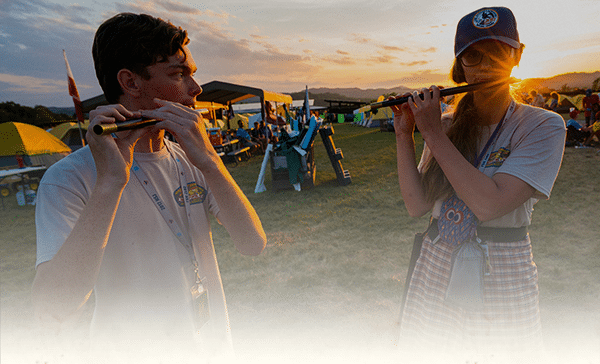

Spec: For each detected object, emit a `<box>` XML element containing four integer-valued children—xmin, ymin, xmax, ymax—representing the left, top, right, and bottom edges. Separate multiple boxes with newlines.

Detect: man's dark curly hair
<box><xmin>92</xmin><ymin>13</ymin><xmax>189</xmax><ymax>104</ymax></box>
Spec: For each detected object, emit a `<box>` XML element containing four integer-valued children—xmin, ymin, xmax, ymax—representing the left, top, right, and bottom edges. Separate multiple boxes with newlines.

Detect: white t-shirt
<box><xmin>419</xmin><ymin>102</ymin><xmax>566</xmax><ymax>228</ymax></box>
<box><xmin>35</xmin><ymin>140</ymin><xmax>232</xmax><ymax>358</ymax></box>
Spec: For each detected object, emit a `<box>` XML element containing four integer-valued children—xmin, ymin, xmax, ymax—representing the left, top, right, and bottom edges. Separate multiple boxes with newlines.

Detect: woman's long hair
<box><xmin>420</xmin><ymin>72</ymin><xmax>482</xmax><ymax>203</ymax></box>
<box><xmin>420</xmin><ymin>44</ymin><xmax>524</xmax><ymax>202</ymax></box>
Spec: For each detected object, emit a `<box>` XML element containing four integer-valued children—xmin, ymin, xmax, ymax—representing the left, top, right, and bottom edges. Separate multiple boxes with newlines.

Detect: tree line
<box><xmin>0</xmin><ymin>102</ymin><xmax>75</xmax><ymax>129</ymax></box>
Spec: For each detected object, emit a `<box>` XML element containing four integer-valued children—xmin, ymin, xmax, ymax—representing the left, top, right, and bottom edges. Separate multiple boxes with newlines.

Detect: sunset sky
<box><xmin>1</xmin><ymin>0</ymin><xmax>599</xmax><ymax>108</ymax></box>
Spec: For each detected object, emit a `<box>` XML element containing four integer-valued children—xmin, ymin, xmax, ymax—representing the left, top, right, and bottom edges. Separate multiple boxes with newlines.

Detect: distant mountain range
<box><xmin>516</xmin><ymin>71</ymin><xmax>600</xmax><ymax>94</ymax></box>
<box><xmin>301</xmin><ymin>71</ymin><xmax>600</xmax><ymax>106</ymax></box>
<box><xmin>289</xmin><ymin>86</ymin><xmax>414</xmax><ymax>105</ymax></box>
<box><xmin>49</xmin><ymin>71</ymin><xmax>599</xmax><ymax>113</ymax></box>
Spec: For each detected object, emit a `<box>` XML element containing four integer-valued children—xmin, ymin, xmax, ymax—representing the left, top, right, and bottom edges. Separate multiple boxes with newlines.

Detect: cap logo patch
<box><xmin>472</xmin><ymin>9</ymin><xmax>499</xmax><ymax>29</ymax></box>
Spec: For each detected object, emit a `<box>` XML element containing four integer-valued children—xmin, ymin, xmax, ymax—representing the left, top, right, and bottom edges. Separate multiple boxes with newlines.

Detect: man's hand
<box><xmin>142</xmin><ymin>98</ymin><xmax>220</xmax><ymax>170</ymax></box>
<box><xmin>87</xmin><ymin>104</ymin><xmax>149</xmax><ymax>187</ymax></box>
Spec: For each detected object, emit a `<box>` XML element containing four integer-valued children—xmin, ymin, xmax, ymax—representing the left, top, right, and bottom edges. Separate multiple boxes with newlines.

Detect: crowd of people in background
<box><xmin>216</xmin><ymin>102</ymin><xmax>321</xmax><ymax>158</ymax></box>
<box><xmin>524</xmin><ymin>88</ymin><xmax>599</xmax><ymax>147</ymax></box>
<box><xmin>214</xmin><ymin>87</ymin><xmax>600</xmax><ymax>153</ymax></box>
<box><xmin>234</xmin><ymin>120</ymin><xmax>279</xmax><ymax>154</ymax></box>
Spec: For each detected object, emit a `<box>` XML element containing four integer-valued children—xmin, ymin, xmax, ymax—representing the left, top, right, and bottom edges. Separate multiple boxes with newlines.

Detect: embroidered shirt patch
<box><xmin>174</xmin><ymin>182</ymin><xmax>207</xmax><ymax>206</ymax></box>
<box><xmin>485</xmin><ymin>147</ymin><xmax>510</xmax><ymax>168</ymax></box>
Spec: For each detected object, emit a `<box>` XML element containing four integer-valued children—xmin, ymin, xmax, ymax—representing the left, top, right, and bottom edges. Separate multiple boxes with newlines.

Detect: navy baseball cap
<box><xmin>455</xmin><ymin>7</ymin><xmax>520</xmax><ymax>57</ymax></box>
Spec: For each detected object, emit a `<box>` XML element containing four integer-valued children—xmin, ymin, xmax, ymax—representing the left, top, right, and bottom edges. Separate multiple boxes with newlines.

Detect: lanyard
<box><xmin>130</xmin><ymin>141</ymin><xmax>210</xmax><ymax>331</ymax></box>
<box><xmin>474</xmin><ymin>99</ymin><xmax>516</xmax><ymax>170</ymax></box>
<box><xmin>130</xmin><ymin>141</ymin><xmax>199</xmax><ymax>272</ymax></box>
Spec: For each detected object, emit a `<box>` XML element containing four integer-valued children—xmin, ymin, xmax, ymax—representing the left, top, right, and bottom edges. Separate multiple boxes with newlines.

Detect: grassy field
<box><xmin>1</xmin><ymin>122</ymin><xmax>599</xmax><ymax>363</ymax></box>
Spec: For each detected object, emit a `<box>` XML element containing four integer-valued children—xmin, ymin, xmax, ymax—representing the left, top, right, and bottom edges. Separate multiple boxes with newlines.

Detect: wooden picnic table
<box><xmin>213</xmin><ymin>139</ymin><xmax>240</xmax><ymax>155</ymax></box>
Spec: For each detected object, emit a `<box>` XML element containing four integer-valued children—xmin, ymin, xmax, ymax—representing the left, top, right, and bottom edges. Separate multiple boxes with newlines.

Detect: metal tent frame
<box><xmin>197</xmin><ymin>81</ymin><xmax>292</xmax><ymax>122</ymax></box>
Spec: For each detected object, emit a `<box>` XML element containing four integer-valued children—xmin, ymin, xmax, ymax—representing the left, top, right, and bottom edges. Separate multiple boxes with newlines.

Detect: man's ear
<box><xmin>116</xmin><ymin>69</ymin><xmax>142</xmax><ymax>98</ymax></box>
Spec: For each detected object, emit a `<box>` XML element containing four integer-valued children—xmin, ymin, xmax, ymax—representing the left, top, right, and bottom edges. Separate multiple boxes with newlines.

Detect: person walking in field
<box><xmin>31</xmin><ymin>12</ymin><xmax>266</xmax><ymax>363</ymax></box>
<box><xmin>391</xmin><ymin>6</ymin><xmax>565</xmax><ymax>356</ymax></box>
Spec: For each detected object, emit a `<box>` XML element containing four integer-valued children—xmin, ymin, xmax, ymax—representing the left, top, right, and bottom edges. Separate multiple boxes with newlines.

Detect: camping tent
<box><xmin>559</xmin><ymin>94</ymin><xmax>584</xmax><ymax>111</ymax></box>
<box><xmin>194</xmin><ymin>101</ymin><xmax>228</xmax><ymax>129</ymax></box>
<box><xmin>0</xmin><ymin>122</ymin><xmax>71</xmax><ymax>168</ymax></box>
<box><xmin>49</xmin><ymin>121</ymin><xmax>90</xmax><ymax>151</ymax></box>
<box><xmin>543</xmin><ymin>94</ymin><xmax>579</xmax><ymax>113</ymax></box>
<box><xmin>353</xmin><ymin>105</ymin><xmax>394</xmax><ymax>128</ymax></box>
<box><xmin>543</xmin><ymin>93</ymin><xmax>600</xmax><ymax>114</ymax></box>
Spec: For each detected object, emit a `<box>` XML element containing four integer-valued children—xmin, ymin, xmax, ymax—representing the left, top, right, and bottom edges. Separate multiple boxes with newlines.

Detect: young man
<box><xmin>236</xmin><ymin>120</ymin><xmax>259</xmax><ymax>150</ymax></box>
<box><xmin>251</xmin><ymin>121</ymin><xmax>267</xmax><ymax>152</ymax></box>
<box><xmin>32</xmin><ymin>13</ymin><xmax>266</xmax><ymax>362</ymax></box>
<box><xmin>258</xmin><ymin>120</ymin><xmax>277</xmax><ymax>144</ymax></box>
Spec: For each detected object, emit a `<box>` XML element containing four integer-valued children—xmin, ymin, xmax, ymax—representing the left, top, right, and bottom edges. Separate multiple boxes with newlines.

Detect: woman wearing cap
<box><xmin>392</xmin><ymin>7</ymin><xmax>565</xmax><ymax>354</ymax></box>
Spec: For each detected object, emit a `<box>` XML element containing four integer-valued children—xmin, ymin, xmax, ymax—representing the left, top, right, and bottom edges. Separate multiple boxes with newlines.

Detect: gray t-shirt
<box><xmin>420</xmin><ymin>102</ymin><xmax>566</xmax><ymax>228</ymax></box>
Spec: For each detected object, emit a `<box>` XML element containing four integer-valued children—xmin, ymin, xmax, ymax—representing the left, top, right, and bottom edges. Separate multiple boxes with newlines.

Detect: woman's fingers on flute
<box><xmin>389</xmin><ymin>92</ymin><xmax>411</xmax><ymax>112</ymax></box>
<box><xmin>430</xmin><ymin>85</ymin><xmax>441</xmax><ymax>100</ymax></box>
<box><xmin>410</xmin><ymin>90</ymin><xmax>422</xmax><ymax>106</ymax></box>
<box><xmin>412</xmin><ymin>86</ymin><xmax>442</xmax><ymax>106</ymax></box>
<box><xmin>388</xmin><ymin>96</ymin><xmax>400</xmax><ymax>112</ymax></box>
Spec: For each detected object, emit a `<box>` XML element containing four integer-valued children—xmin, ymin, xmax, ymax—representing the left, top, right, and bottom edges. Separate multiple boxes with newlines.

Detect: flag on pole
<box><xmin>63</xmin><ymin>49</ymin><xmax>86</xmax><ymax>146</ymax></box>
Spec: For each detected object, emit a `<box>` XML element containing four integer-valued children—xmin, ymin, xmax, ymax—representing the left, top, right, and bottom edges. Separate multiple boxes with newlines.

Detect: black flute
<box><xmin>368</xmin><ymin>79</ymin><xmax>513</xmax><ymax>111</ymax></box>
<box><xmin>92</xmin><ymin>117</ymin><xmax>160</xmax><ymax>135</ymax></box>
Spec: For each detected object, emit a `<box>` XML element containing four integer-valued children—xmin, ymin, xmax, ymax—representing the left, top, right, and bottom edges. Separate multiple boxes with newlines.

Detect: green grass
<box><xmin>1</xmin><ymin>122</ymin><xmax>599</xmax><ymax>362</ymax></box>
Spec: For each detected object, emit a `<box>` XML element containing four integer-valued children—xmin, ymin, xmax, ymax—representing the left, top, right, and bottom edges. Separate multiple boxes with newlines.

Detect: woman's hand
<box><xmin>406</xmin><ymin>86</ymin><xmax>443</xmax><ymax>138</ymax></box>
<box><xmin>391</xmin><ymin>90</ymin><xmax>437</xmax><ymax>218</ymax></box>
<box><xmin>389</xmin><ymin>92</ymin><xmax>416</xmax><ymax>137</ymax></box>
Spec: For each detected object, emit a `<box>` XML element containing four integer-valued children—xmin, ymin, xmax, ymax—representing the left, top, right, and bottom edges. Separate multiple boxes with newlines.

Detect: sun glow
<box><xmin>511</xmin><ymin>65</ymin><xmax>533</xmax><ymax>81</ymax></box>
<box><xmin>511</xmin><ymin>57</ymin><xmax>546</xmax><ymax>81</ymax></box>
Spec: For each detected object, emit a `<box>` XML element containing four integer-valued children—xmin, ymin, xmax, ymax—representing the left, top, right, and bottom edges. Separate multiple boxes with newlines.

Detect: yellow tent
<box><xmin>561</xmin><ymin>95</ymin><xmax>584</xmax><ymax>111</ymax></box>
<box><xmin>371</xmin><ymin>106</ymin><xmax>394</xmax><ymax>121</ymax></box>
<box><xmin>49</xmin><ymin>121</ymin><xmax>90</xmax><ymax>140</ymax></box>
<box><xmin>353</xmin><ymin>105</ymin><xmax>394</xmax><ymax>126</ymax></box>
<box><xmin>0</xmin><ymin>122</ymin><xmax>70</xmax><ymax>168</ymax></box>
<box><xmin>1</xmin><ymin>122</ymin><xmax>70</xmax><ymax>155</ymax></box>
<box><xmin>49</xmin><ymin>121</ymin><xmax>90</xmax><ymax>150</ymax></box>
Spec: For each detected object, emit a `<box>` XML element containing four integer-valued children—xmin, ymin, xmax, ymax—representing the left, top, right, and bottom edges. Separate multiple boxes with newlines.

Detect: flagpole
<box><xmin>304</xmin><ymin>85</ymin><xmax>310</xmax><ymax>123</ymax></box>
<box><xmin>63</xmin><ymin>50</ymin><xmax>86</xmax><ymax>147</ymax></box>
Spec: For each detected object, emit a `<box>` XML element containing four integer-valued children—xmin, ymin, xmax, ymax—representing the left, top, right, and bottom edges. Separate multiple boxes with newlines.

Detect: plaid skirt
<box><xmin>398</xmin><ymin>234</ymin><xmax>544</xmax><ymax>353</ymax></box>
